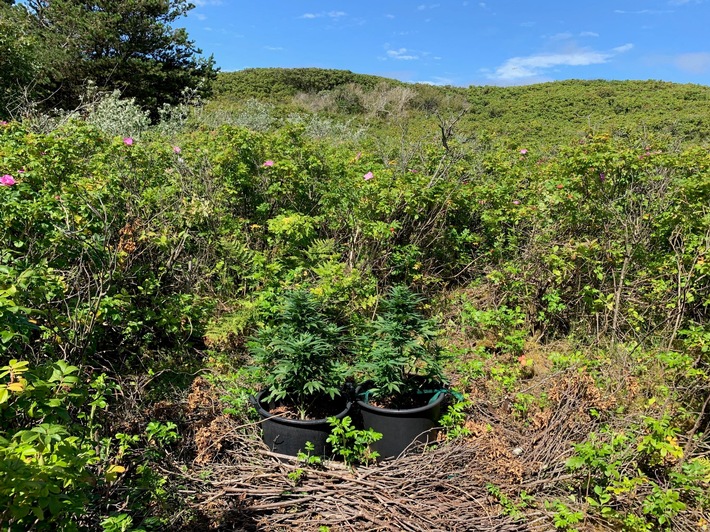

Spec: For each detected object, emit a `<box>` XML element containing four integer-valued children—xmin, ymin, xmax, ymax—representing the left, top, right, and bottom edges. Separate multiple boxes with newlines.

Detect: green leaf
<box><xmin>32</xmin><ymin>505</ymin><xmax>44</xmax><ymax>521</ymax></box>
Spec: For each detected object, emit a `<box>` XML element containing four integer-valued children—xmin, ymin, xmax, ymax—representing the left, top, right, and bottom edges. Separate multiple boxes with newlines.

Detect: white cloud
<box><xmin>614</xmin><ymin>9</ymin><xmax>673</xmax><ymax>14</ymax></box>
<box><xmin>192</xmin><ymin>0</ymin><xmax>222</xmax><ymax>6</ymax></box>
<box><xmin>412</xmin><ymin>76</ymin><xmax>454</xmax><ymax>86</ymax></box>
<box><xmin>545</xmin><ymin>31</ymin><xmax>600</xmax><ymax>40</ymax></box>
<box><xmin>299</xmin><ymin>11</ymin><xmax>346</xmax><ymax>19</ymax></box>
<box><xmin>674</xmin><ymin>52</ymin><xmax>710</xmax><ymax>73</ymax></box>
<box><xmin>548</xmin><ymin>32</ymin><xmax>573</xmax><ymax>41</ymax></box>
<box><xmin>194</xmin><ymin>13</ymin><xmax>207</xmax><ymax>21</ymax></box>
<box><xmin>387</xmin><ymin>48</ymin><xmax>419</xmax><ymax>60</ymax></box>
<box><xmin>488</xmin><ymin>44</ymin><xmax>633</xmax><ymax>82</ymax></box>
<box><xmin>490</xmin><ymin>52</ymin><xmax>609</xmax><ymax>80</ymax></box>
<box><xmin>613</xmin><ymin>43</ymin><xmax>634</xmax><ymax>53</ymax></box>
<box><xmin>265</xmin><ymin>46</ymin><xmax>284</xmax><ymax>51</ymax></box>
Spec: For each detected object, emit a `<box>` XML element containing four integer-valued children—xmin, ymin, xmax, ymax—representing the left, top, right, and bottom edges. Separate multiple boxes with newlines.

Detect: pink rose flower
<box><xmin>520</xmin><ymin>149</ymin><xmax>528</xmax><ymax>155</ymax></box>
<box><xmin>363</xmin><ymin>171</ymin><xmax>374</xmax><ymax>180</ymax></box>
<box><xmin>123</xmin><ymin>137</ymin><xmax>134</xmax><ymax>146</ymax></box>
<box><xmin>263</xmin><ymin>160</ymin><xmax>274</xmax><ymax>167</ymax></box>
<box><xmin>0</xmin><ymin>174</ymin><xmax>16</xmax><ymax>186</ymax></box>
<box><xmin>173</xmin><ymin>146</ymin><xmax>181</xmax><ymax>154</ymax></box>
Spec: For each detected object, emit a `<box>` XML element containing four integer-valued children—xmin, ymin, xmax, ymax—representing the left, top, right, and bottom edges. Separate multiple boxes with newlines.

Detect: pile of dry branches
<box><xmin>178</xmin><ymin>434</ymin><xmax>544</xmax><ymax>531</ymax></box>
<box><xmin>162</xmin><ymin>373</ymin><xmax>610</xmax><ymax>531</ymax></box>
<box><xmin>156</xmin><ymin>370</ymin><xmax>709</xmax><ymax>531</ymax></box>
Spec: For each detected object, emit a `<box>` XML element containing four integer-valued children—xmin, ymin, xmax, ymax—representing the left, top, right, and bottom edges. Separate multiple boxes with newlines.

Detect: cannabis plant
<box><xmin>361</xmin><ymin>285</ymin><xmax>445</xmax><ymax>400</ymax></box>
<box><xmin>248</xmin><ymin>289</ymin><xmax>347</xmax><ymax>418</ymax></box>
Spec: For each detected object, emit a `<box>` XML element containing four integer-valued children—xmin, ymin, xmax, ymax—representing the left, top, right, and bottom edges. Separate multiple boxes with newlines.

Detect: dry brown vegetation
<box><xmin>155</xmin><ymin>367</ymin><xmax>708</xmax><ymax>531</ymax></box>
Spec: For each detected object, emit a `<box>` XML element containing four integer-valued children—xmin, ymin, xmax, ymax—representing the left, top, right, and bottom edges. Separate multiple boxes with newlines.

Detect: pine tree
<box><xmin>22</xmin><ymin>0</ymin><xmax>216</xmax><ymax>115</ymax></box>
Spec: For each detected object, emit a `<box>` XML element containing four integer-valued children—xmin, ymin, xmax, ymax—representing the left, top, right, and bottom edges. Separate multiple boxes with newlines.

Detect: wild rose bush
<box><xmin>3</xmin><ymin>119</ymin><xmax>709</xmax><ymax>362</ymax></box>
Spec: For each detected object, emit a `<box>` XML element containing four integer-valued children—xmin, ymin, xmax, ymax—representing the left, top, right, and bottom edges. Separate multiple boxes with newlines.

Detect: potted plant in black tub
<box><xmin>249</xmin><ymin>289</ymin><xmax>351</xmax><ymax>458</ymax></box>
<box><xmin>356</xmin><ymin>285</ymin><xmax>448</xmax><ymax>459</ymax></box>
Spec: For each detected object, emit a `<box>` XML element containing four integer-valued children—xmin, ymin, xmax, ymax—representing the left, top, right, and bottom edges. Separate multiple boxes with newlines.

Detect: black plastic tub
<box><xmin>356</xmin><ymin>389</ymin><xmax>446</xmax><ymax>459</ymax></box>
<box><xmin>252</xmin><ymin>390</ymin><xmax>352</xmax><ymax>457</ymax></box>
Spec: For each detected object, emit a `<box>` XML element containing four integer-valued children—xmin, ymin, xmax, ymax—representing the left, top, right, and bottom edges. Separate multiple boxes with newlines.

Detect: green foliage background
<box><xmin>0</xmin><ymin>67</ymin><xmax>709</xmax><ymax>529</ymax></box>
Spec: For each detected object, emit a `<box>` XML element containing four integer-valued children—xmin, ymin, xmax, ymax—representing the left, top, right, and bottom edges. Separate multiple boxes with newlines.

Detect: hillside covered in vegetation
<box><xmin>1</xmin><ymin>64</ymin><xmax>710</xmax><ymax>531</ymax></box>
<box><xmin>213</xmin><ymin>68</ymin><xmax>710</xmax><ymax>145</ymax></box>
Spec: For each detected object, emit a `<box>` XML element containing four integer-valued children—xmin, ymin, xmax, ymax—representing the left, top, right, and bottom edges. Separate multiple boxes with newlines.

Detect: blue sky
<box><xmin>183</xmin><ymin>1</ymin><xmax>710</xmax><ymax>87</ymax></box>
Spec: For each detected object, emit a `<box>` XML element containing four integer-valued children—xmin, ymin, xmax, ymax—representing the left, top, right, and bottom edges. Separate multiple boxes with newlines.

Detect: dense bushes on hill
<box><xmin>464</xmin><ymin>79</ymin><xmax>710</xmax><ymax>144</ymax></box>
<box><xmin>214</xmin><ymin>68</ymin><xmax>399</xmax><ymax>100</ymax></box>
<box><xmin>213</xmin><ymin>68</ymin><xmax>710</xmax><ymax>146</ymax></box>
